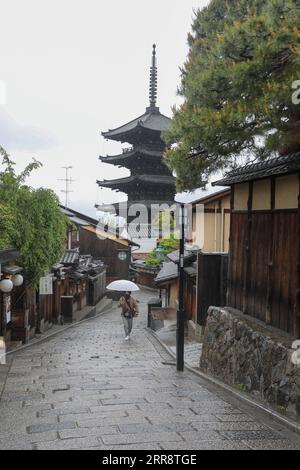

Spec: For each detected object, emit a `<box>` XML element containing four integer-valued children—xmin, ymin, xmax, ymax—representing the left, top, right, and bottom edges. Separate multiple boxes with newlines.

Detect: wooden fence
<box><xmin>229</xmin><ymin>212</ymin><xmax>298</xmax><ymax>336</ymax></box>
<box><xmin>197</xmin><ymin>252</ymin><xmax>228</xmax><ymax>326</ymax></box>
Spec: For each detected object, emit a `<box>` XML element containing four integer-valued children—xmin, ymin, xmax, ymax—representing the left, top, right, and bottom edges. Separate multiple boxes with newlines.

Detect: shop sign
<box><xmin>39</xmin><ymin>276</ymin><xmax>53</xmax><ymax>295</ymax></box>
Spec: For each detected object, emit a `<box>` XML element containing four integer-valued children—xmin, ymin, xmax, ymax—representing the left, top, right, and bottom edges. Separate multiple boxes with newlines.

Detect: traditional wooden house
<box><xmin>213</xmin><ymin>153</ymin><xmax>300</xmax><ymax>338</ymax></box>
<box><xmin>190</xmin><ymin>189</ymin><xmax>231</xmax><ymax>252</ymax></box>
<box><xmin>60</xmin><ymin>206</ymin><xmax>138</xmax><ymax>283</ymax></box>
<box><xmin>130</xmin><ymin>260</ymin><xmax>160</xmax><ymax>288</ymax></box>
<box><xmin>0</xmin><ymin>236</ymin><xmax>109</xmax><ymax>346</ymax></box>
<box><xmin>0</xmin><ymin>248</ymin><xmax>34</xmax><ymax>347</ymax></box>
<box><xmin>155</xmin><ymin>189</ymin><xmax>231</xmax><ymax>333</ymax></box>
<box><xmin>191</xmin><ymin>189</ymin><xmax>230</xmax><ymax>330</ymax></box>
<box><xmin>155</xmin><ymin>250</ymin><xmax>196</xmax><ymax>315</ymax></box>
<box><xmin>49</xmin><ymin>252</ymin><xmax>106</xmax><ymax>325</ymax></box>
<box><xmin>154</xmin><ymin>260</ymin><xmax>178</xmax><ymax>309</ymax></box>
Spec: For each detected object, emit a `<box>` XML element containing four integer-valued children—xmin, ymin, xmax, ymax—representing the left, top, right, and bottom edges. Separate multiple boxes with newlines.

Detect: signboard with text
<box><xmin>39</xmin><ymin>276</ymin><xmax>53</xmax><ymax>295</ymax></box>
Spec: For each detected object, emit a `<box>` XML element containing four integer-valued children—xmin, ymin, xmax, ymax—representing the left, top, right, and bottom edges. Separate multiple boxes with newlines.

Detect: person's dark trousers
<box><xmin>122</xmin><ymin>316</ymin><xmax>133</xmax><ymax>336</ymax></box>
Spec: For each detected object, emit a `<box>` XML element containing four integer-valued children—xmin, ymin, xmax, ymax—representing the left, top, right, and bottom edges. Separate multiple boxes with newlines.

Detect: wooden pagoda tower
<box><xmin>97</xmin><ymin>45</ymin><xmax>176</xmax><ymax>230</ymax></box>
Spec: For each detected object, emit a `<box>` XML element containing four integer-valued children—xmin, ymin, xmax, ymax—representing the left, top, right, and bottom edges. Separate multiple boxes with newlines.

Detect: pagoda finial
<box><xmin>148</xmin><ymin>43</ymin><xmax>158</xmax><ymax>111</ymax></box>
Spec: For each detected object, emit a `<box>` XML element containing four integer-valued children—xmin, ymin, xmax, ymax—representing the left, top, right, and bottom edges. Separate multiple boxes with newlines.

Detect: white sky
<box><xmin>0</xmin><ymin>0</ymin><xmax>210</xmax><ymax>216</ymax></box>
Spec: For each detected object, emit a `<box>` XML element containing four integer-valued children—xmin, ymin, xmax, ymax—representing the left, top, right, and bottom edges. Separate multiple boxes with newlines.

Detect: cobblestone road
<box><xmin>1</xmin><ymin>290</ymin><xmax>300</xmax><ymax>450</ymax></box>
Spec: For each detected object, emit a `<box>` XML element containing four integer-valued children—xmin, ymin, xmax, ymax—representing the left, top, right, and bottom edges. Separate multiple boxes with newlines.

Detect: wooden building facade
<box><xmin>189</xmin><ymin>189</ymin><xmax>231</xmax><ymax>326</ymax></box>
<box><xmin>213</xmin><ymin>153</ymin><xmax>300</xmax><ymax>337</ymax></box>
<box><xmin>191</xmin><ymin>189</ymin><xmax>231</xmax><ymax>253</ymax></box>
<box><xmin>0</xmin><ymin>248</ymin><xmax>28</xmax><ymax>346</ymax></box>
<box><xmin>61</xmin><ymin>206</ymin><xmax>138</xmax><ymax>284</ymax></box>
<box><xmin>154</xmin><ymin>189</ymin><xmax>231</xmax><ymax>329</ymax></box>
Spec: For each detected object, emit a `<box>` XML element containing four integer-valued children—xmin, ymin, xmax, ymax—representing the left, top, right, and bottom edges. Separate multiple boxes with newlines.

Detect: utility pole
<box><xmin>177</xmin><ymin>202</ymin><xmax>185</xmax><ymax>371</ymax></box>
<box><xmin>58</xmin><ymin>166</ymin><xmax>74</xmax><ymax>208</ymax></box>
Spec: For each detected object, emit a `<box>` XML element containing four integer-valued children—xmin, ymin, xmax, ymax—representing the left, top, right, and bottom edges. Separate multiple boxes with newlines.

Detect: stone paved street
<box><xmin>0</xmin><ymin>289</ymin><xmax>300</xmax><ymax>450</ymax></box>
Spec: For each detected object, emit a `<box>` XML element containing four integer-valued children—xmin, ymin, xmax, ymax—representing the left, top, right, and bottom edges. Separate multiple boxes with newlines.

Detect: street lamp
<box><xmin>176</xmin><ymin>201</ymin><xmax>185</xmax><ymax>372</ymax></box>
<box><xmin>155</xmin><ymin>244</ymin><xmax>165</xmax><ymax>264</ymax></box>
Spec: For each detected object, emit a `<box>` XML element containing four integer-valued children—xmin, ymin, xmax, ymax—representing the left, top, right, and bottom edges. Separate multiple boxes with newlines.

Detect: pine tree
<box><xmin>164</xmin><ymin>0</ymin><xmax>300</xmax><ymax>191</ymax></box>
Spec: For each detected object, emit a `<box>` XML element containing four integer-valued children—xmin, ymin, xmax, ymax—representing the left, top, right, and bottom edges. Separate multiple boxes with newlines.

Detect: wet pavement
<box><xmin>0</xmin><ymin>289</ymin><xmax>300</xmax><ymax>450</ymax></box>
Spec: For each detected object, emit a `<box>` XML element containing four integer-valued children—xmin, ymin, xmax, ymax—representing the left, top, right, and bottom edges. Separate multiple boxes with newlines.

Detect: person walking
<box><xmin>118</xmin><ymin>291</ymin><xmax>139</xmax><ymax>340</ymax></box>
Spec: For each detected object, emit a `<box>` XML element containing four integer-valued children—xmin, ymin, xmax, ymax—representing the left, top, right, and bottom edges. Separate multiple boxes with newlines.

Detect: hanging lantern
<box><xmin>12</xmin><ymin>274</ymin><xmax>24</xmax><ymax>287</ymax></box>
<box><xmin>0</xmin><ymin>279</ymin><xmax>13</xmax><ymax>293</ymax></box>
<box><xmin>155</xmin><ymin>244</ymin><xmax>165</xmax><ymax>263</ymax></box>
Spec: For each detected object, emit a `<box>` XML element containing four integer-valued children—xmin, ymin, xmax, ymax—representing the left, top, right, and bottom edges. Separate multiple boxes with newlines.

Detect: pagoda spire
<box><xmin>148</xmin><ymin>44</ymin><xmax>158</xmax><ymax>112</ymax></box>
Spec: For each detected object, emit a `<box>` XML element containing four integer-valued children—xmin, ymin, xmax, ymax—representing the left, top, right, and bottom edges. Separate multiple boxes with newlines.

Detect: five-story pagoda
<box><xmin>97</xmin><ymin>45</ymin><xmax>176</xmax><ymax>232</ymax></box>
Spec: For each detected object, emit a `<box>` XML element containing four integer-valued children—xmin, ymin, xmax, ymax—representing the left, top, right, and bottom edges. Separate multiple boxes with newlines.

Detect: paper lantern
<box><xmin>0</xmin><ymin>279</ymin><xmax>13</xmax><ymax>293</ymax></box>
<box><xmin>12</xmin><ymin>274</ymin><xmax>24</xmax><ymax>287</ymax></box>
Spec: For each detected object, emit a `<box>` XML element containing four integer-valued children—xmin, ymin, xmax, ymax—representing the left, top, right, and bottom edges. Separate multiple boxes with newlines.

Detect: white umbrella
<box><xmin>106</xmin><ymin>280</ymin><xmax>140</xmax><ymax>292</ymax></box>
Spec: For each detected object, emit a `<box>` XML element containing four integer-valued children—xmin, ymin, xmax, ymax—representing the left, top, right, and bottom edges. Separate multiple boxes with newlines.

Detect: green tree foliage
<box><xmin>0</xmin><ymin>147</ymin><xmax>68</xmax><ymax>286</ymax></box>
<box><xmin>164</xmin><ymin>0</ymin><xmax>300</xmax><ymax>191</ymax></box>
<box><xmin>145</xmin><ymin>234</ymin><xmax>179</xmax><ymax>267</ymax></box>
<box><xmin>0</xmin><ymin>203</ymin><xmax>15</xmax><ymax>249</ymax></box>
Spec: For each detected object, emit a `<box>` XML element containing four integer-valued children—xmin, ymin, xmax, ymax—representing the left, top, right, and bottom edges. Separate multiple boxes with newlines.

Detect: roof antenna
<box><xmin>58</xmin><ymin>166</ymin><xmax>74</xmax><ymax>208</ymax></box>
<box><xmin>148</xmin><ymin>44</ymin><xmax>158</xmax><ymax>112</ymax></box>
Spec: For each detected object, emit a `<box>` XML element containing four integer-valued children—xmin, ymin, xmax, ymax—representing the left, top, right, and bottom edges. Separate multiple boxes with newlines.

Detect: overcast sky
<box><xmin>0</xmin><ymin>0</ymin><xmax>211</xmax><ymax>216</ymax></box>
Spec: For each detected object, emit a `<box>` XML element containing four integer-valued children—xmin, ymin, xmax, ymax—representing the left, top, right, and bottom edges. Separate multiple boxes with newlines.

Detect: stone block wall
<box><xmin>200</xmin><ymin>306</ymin><xmax>300</xmax><ymax>422</ymax></box>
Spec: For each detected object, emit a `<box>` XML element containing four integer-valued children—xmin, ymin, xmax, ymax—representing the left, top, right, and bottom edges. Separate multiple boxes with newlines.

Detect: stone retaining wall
<box><xmin>200</xmin><ymin>306</ymin><xmax>300</xmax><ymax>422</ymax></box>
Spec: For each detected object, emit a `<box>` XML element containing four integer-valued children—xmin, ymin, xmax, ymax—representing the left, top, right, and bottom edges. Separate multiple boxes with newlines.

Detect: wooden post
<box><xmin>295</xmin><ymin>173</ymin><xmax>300</xmax><ymax>338</ymax></box>
<box><xmin>242</xmin><ymin>182</ymin><xmax>253</xmax><ymax>314</ymax></box>
<box><xmin>177</xmin><ymin>203</ymin><xmax>185</xmax><ymax>372</ymax></box>
<box><xmin>0</xmin><ymin>293</ymin><xmax>4</xmax><ymax>338</ymax></box>
<box><xmin>266</xmin><ymin>177</ymin><xmax>275</xmax><ymax>325</ymax></box>
<box><xmin>226</xmin><ymin>185</ymin><xmax>235</xmax><ymax>306</ymax></box>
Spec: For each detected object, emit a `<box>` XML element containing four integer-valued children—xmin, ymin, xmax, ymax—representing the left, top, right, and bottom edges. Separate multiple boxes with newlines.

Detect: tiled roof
<box><xmin>97</xmin><ymin>174</ymin><xmax>176</xmax><ymax>188</ymax></box>
<box><xmin>155</xmin><ymin>261</ymin><xmax>178</xmax><ymax>283</ymax></box>
<box><xmin>191</xmin><ymin>188</ymin><xmax>231</xmax><ymax>206</ymax></box>
<box><xmin>60</xmin><ymin>205</ymin><xmax>138</xmax><ymax>247</ymax></box>
<box><xmin>60</xmin><ymin>250</ymin><xmax>80</xmax><ymax>265</ymax></box>
<box><xmin>1</xmin><ymin>265</ymin><xmax>23</xmax><ymax>275</ymax></box>
<box><xmin>213</xmin><ymin>152</ymin><xmax>300</xmax><ymax>186</ymax></box>
<box><xmin>69</xmin><ymin>216</ymin><xmax>90</xmax><ymax>226</ymax></box>
<box><xmin>99</xmin><ymin>147</ymin><xmax>164</xmax><ymax>164</ymax></box>
<box><xmin>184</xmin><ymin>262</ymin><xmax>197</xmax><ymax>277</ymax></box>
<box><xmin>102</xmin><ymin>110</ymin><xmax>171</xmax><ymax>141</ymax></box>
<box><xmin>96</xmin><ymin>200</ymin><xmax>176</xmax><ymax>213</ymax></box>
<box><xmin>60</xmin><ymin>205</ymin><xmax>98</xmax><ymax>226</ymax></box>
<box><xmin>167</xmin><ymin>249</ymin><xmax>197</xmax><ymax>265</ymax></box>
<box><xmin>56</xmin><ymin>252</ymin><xmax>105</xmax><ymax>278</ymax></box>
<box><xmin>0</xmin><ymin>248</ymin><xmax>19</xmax><ymax>264</ymax></box>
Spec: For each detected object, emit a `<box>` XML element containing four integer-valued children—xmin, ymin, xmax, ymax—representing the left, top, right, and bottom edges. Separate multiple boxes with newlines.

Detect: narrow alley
<box><xmin>0</xmin><ymin>290</ymin><xmax>299</xmax><ymax>451</ymax></box>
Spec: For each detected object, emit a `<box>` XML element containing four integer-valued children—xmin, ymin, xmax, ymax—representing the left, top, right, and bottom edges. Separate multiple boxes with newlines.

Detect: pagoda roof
<box><xmin>102</xmin><ymin>45</ymin><xmax>172</xmax><ymax>145</ymax></box>
<box><xmin>97</xmin><ymin>174</ymin><xmax>176</xmax><ymax>190</ymax></box>
<box><xmin>99</xmin><ymin>147</ymin><xmax>164</xmax><ymax>165</ymax></box>
<box><xmin>96</xmin><ymin>199</ymin><xmax>177</xmax><ymax>213</ymax></box>
<box><xmin>102</xmin><ymin>109</ymin><xmax>171</xmax><ymax>144</ymax></box>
